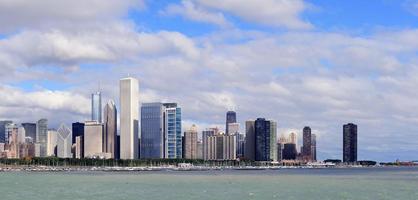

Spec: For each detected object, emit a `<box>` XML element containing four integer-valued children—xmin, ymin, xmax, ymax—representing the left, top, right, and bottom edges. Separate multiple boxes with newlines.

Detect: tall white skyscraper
<box><xmin>91</xmin><ymin>91</ymin><xmax>102</xmax><ymax>123</ymax></box>
<box><xmin>47</xmin><ymin>130</ymin><xmax>57</xmax><ymax>157</ymax></box>
<box><xmin>120</xmin><ymin>77</ymin><xmax>139</xmax><ymax>159</ymax></box>
<box><xmin>57</xmin><ymin>124</ymin><xmax>72</xmax><ymax>158</ymax></box>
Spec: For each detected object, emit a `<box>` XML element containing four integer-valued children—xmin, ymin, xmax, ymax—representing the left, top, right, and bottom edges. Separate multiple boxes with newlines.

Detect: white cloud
<box><xmin>193</xmin><ymin>0</ymin><xmax>313</xmax><ymax>29</ymax></box>
<box><xmin>0</xmin><ymin>0</ymin><xmax>145</xmax><ymax>33</ymax></box>
<box><xmin>162</xmin><ymin>0</ymin><xmax>232</xmax><ymax>27</ymax></box>
<box><xmin>0</xmin><ymin>85</ymin><xmax>90</xmax><ymax>126</ymax></box>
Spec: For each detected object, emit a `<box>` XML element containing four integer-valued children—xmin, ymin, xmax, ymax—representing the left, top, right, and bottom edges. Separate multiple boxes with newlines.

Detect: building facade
<box><xmin>0</xmin><ymin>121</ymin><xmax>13</xmax><ymax>143</ymax></box>
<box><xmin>225</xmin><ymin>111</ymin><xmax>237</xmax><ymax>134</ymax></box>
<box><xmin>164</xmin><ymin>103</ymin><xmax>182</xmax><ymax>159</ymax></box>
<box><xmin>91</xmin><ymin>91</ymin><xmax>102</xmax><ymax>123</ymax></box>
<box><xmin>84</xmin><ymin>121</ymin><xmax>104</xmax><ymax>158</ymax></box>
<box><xmin>72</xmin><ymin>122</ymin><xmax>84</xmax><ymax>145</ymax></box>
<box><xmin>21</xmin><ymin>123</ymin><xmax>36</xmax><ymax>142</ymax></box>
<box><xmin>202</xmin><ymin>128</ymin><xmax>218</xmax><ymax>160</ymax></box>
<box><xmin>244</xmin><ymin>121</ymin><xmax>255</xmax><ymax>160</ymax></box>
<box><xmin>343</xmin><ymin>123</ymin><xmax>357</xmax><ymax>163</ymax></box>
<box><xmin>140</xmin><ymin>103</ymin><xmax>165</xmax><ymax>159</ymax></box>
<box><xmin>311</xmin><ymin>134</ymin><xmax>317</xmax><ymax>161</ymax></box>
<box><xmin>36</xmin><ymin>119</ymin><xmax>48</xmax><ymax>157</ymax></box>
<box><xmin>57</xmin><ymin>124</ymin><xmax>72</xmax><ymax>158</ymax></box>
<box><xmin>204</xmin><ymin>132</ymin><xmax>236</xmax><ymax>161</ymax></box>
<box><xmin>302</xmin><ymin>126</ymin><xmax>312</xmax><ymax>161</ymax></box>
<box><xmin>104</xmin><ymin>100</ymin><xmax>117</xmax><ymax>158</ymax></box>
<box><xmin>120</xmin><ymin>77</ymin><xmax>139</xmax><ymax>159</ymax></box>
<box><xmin>47</xmin><ymin>130</ymin><xmax>57</xmax><ymax>157</ymax></box>
<box><xmin>254</xmin><ymin>118</ymin><xmax>277</xmax><ymax>162</ymax></box>
<box><xmin>184</xmin><ymin>125</ymin><xmax>198</xmax><ymax>159</ymax></box>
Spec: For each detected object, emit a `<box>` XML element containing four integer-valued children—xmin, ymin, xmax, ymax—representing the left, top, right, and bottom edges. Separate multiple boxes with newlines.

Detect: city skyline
<box><xmin>1</xmin><ymin>0</ymin><xmax>418</xmax><ymax>162</ymax></box>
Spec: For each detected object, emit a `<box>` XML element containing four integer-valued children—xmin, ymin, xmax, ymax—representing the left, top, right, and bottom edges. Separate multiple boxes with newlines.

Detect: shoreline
<box><xmin>0</xmin><ymin>165</ymin><xmax>415</xmax><ymax>172</ymax></box>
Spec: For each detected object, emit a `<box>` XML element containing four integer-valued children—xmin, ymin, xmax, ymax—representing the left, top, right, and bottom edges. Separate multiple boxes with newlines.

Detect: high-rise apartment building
<box><xmin>244</xmin><ymin>121</ymin><xmax>255</xmax><ymax>160</ymax></box>
<box><xmin>164</xmin><ymin>103</ymin><xmax>182</xmax><ymax>159</ymax></box>
<box><xmin>225</xmin><ymin>111</ymin><xmax>237</xmax><ymax>134</ymax></box>
<box><xmin>204</xmin><ymin>131</ymin><xmax>236</xmax><ymax>161</ymax></box>
<box><xmin>120</xmin><ymin>77</ymin><xmax>139</xmax><ymax>159</ymax></box>
<box><xmin>255</xmin><ymin>118</ymin><xmax>277</xmax><ymax>162</ymax></box>
<box><xmin>184</xmin><ymin>125</ymin><xmax>198</xmax><ymax>159</ymax></box>
<box><xmin>57</xmin><ymin>124</ymin><xmax>72</xmax><ymax>158</ymax></box>
<box><xmin>311</xmin><ymin>134</ymin><xmax>317</xmax><ymax>161</ymax></box>
<box><xmin>202</xmin><ymin>128</ymin><xmax>218</xmax><ymax>160</ymax></box>
<box><xmin>245</xmin><ymin>118</ymin><xmax>277</xmax><ymax>162</ymax></box>
<box><xmin>36</xmin><ymin>119</ymin><xmax>48</xmax><ymax>157</ymax></box>
<box><xmin>302</xmin><ymin>126</ymin><xmax>312</xmax><ymax>161</ymax></box>
<box><xmin>343</xmin><ymin>123</ymin><xmax>357</xmax><ymax>163</ymax></box>
<box><xmin>104</xmin><ymin>100</ymin><xmax>117</xmax><ymax>158</ymax></box>
<box><xmin>91</xmin><ymin>91</ymin><xmax>102</xmax><ymax>123</ymax></box>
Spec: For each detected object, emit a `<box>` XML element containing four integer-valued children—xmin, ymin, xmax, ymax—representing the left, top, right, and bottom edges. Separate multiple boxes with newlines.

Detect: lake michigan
<box><xmin>1</xmin><ymin>167</ymin><xmax>417</xmax><ymax>200</ymax></box>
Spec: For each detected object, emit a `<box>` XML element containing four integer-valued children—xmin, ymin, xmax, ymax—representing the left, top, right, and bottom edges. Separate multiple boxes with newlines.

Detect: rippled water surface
<box><xmin>1</xmin><ymin>167</ymin><xmax>418</xmax><ymax>200</ymax></box>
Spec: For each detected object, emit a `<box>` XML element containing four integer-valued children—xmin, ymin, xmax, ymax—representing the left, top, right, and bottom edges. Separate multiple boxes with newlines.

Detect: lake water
<box><xmin>1</xmin><ymin>167</ymin><xmax>418</xmax><ymax>200</ymax></box>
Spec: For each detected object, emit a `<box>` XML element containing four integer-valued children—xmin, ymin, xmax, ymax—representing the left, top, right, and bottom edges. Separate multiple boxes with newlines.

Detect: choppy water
<box><xmin>1</xmin><ymin>167</ymin><xmax>418</xmax><ymax>200</ymax></box>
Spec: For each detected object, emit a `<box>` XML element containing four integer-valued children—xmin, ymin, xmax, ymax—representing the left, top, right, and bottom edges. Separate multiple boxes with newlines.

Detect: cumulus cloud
<box><xmin>0</xmin><ymin>0</ymin><xmax>144</xmax><ymax>33</ymax></box>
<box><xmin>0</xmin><ymin>85</ymin><xmax>90</xmax><ymax>126</ymax></box>
<box><xmin>162</xmin><ymin>0</ymin><xmax>232</xmax><ymax>28</ymax></box>
<box><xmin>192</xmin><ymin>0</ymin><xmax>313</xmax><ymax>29</ymax></box>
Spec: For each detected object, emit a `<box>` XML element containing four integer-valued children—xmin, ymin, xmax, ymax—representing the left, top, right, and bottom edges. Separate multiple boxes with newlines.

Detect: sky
<box><xmin>1</xmin><ymin>0</ymin><xmax>418</xmax><ymax>162</ymax></box>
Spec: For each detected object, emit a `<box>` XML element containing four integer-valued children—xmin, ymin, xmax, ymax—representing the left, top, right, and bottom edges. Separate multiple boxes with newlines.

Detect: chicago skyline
<box><xmin>1</xmin><ymin>1</ymin><xmax>418</xmax><ymax>162</ymax></box>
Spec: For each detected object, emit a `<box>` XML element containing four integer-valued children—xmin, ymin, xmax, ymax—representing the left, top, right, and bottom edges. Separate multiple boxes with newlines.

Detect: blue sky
<box><xmin>1</xmin><ymin>0</ymin><xmax>418</xmax><ymax>162</ymax></box>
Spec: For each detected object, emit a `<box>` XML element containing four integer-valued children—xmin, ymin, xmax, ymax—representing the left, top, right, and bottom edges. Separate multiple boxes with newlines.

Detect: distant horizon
<box><xmin>1</xmin><ymin>0</ymin><xmax>418</xmax><ymax>162</ymax></box>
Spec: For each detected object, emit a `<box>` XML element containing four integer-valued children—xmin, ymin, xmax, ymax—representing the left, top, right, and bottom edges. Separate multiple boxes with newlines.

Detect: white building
<box><xmin>57</xmin><ymin>124</ymin><xmax>72</xmax><ymax>158</ymax></box>
<box><xmin>47</xmin><ymin>130</ymin><xmax>57</xmax><ymax>157</ymax></box>
<box><xmin>120</xmin><ymin>77</ymin><xmax>139</xmax><ymax>159</ymax></box>
<box><xmin>84</xmin><ymin>121</ymin><xmax>104</xmax><ymax>158</ymax></box>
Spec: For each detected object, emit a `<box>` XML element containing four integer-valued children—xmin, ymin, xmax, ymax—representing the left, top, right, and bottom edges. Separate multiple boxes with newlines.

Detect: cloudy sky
<box><xmin>1</xmin><ymin>0</ymin><xmax>418</xmax><ymax>161</ymax></box>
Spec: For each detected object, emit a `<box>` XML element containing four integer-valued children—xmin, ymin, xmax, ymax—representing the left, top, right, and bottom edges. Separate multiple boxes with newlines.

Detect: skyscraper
<box><xmin>36</xmin><ymin>119</ymin><xmax>48</xmax><ymax>157</ymax></box>
<box><xmin>163</xmin><ymin>103</ymin><xmax>182</xmax><ymax>159</ymax></box>
<box><xmin>244</xmin><ymin>121</ymin><xmax>255</xmax><ymax>160</ymax></box>
<box><xmin>47</xmin><ymin>130</ymin><xmax>57</xmax><ymax>157</ymax></box>
<box><xmin>72</xmin><ymin>122</ymin><xmax>85</xmax><ymax>145</ymax></box>
<box><xmin>0</xmin><ymin>121</ymin><xmax>13</xmax><ymax>143</ymax></box>
<box><xmin>202</xmin><ymin>128</ymin><xmax>218</xmax><ymax>160</ymax></box>
<box><xmin>343</xmin><ymin>123</ymin><xmax>357</xmax><ymax>163</ymax></box>
<box><xmin>311</xmin><ymin>134</ymin><xmax>317</xmax><ymax>161</ymax></box>
<box><xmin>21</xmin><ymin>123</ymin><xmax>36</xmax><ymax>141</ymax></box>
<box><xmin>84</xmin><ymin>121</ymin><xmax>104</xmax><ymax>158</ymax></box>
<box><xmin>91</xmin><ymin>91</ymin><xmax>102</xmax><ymax>123</ymax></box>
<box><xmin>245</xmin><ymin>119</ymin><xmax>277</xmax><ymax>161</ymax></box>
<box><xmin>184</xmin><ymin>125</ymin><xmax>198</xmax><ymax>159</ymax></box>
<box><xmin>104</xmin><ymin>100</ymin><xmax>117</xmax><ymax>158</ymax></box>
<box><xmin>120</xmin><ymin>77</ymin><xmax>139</xmax><ymax>159</ymax></box>
<box><xmin>57</xmin><ymin>124</ymin><xmax>72</xmax><ymax>158</ymax></box>
<box><xmin>254</xmin><ymin>118</ymin><xmax>277</xmax><ymax>162</ymax></box>
<box><xmin>302</xmin><ymin>126</ymin><xmax>312</xmax><ymax>161</ymax></box>
<box><xmin>140</xmin><ymin>103</ymin><xmax>165</xmax><ymax>159</ymax></box>
<box><xmin>204</xmin><ymin>131</ymin><xmax>236</xmax><ymax>161</ymax></box>
<box><xmin>225</xmin><ymin>111</ymin><xmax>237</xmax><ymax>134</ymax></box>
